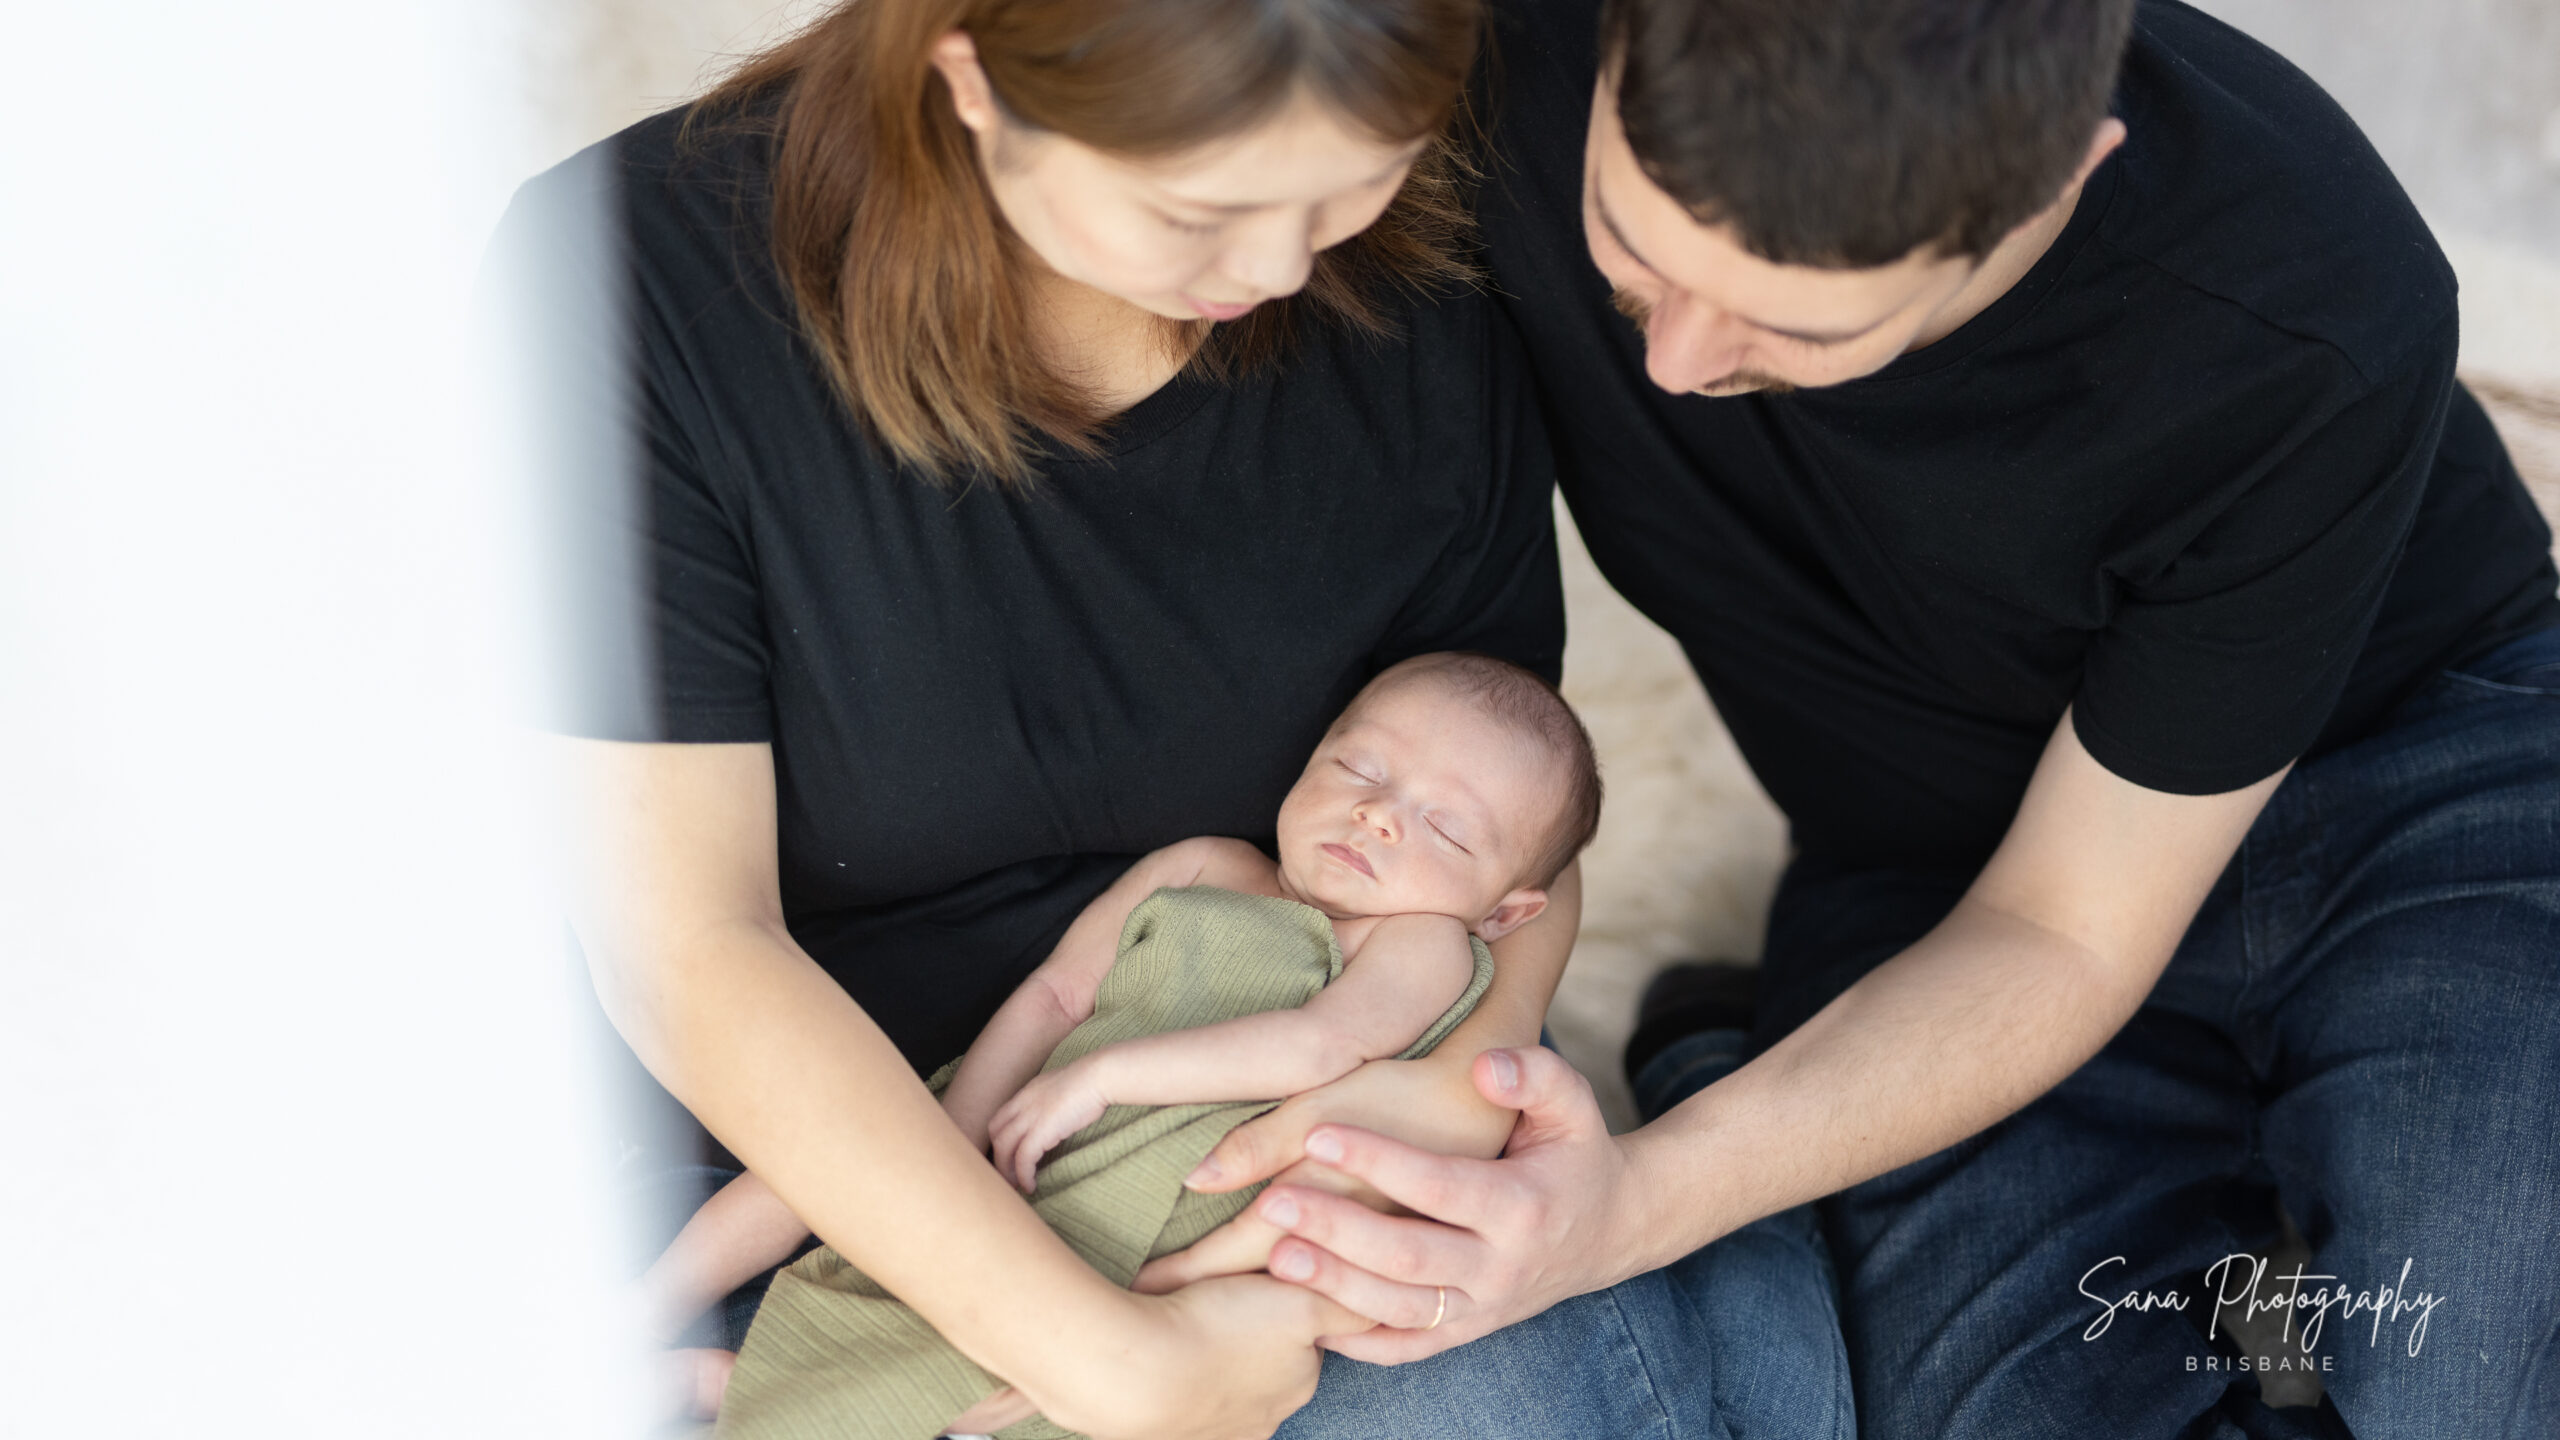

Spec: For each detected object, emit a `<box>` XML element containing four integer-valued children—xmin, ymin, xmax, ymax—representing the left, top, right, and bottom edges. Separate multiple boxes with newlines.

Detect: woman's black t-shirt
<box><xmin>500</xmin><ymin>109</ymin><xmax>1565</xmax><ymax>1071</ymax></box>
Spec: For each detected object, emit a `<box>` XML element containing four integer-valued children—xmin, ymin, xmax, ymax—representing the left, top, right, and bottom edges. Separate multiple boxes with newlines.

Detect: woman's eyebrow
<box><xmin>1162</xmin><ymin>146</ymin><xmax>1425</xmax><ymax>214</ymax></box>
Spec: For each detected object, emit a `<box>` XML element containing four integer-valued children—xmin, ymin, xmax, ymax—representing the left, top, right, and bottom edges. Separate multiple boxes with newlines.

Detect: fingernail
<box><xmin>1487</xmin><ymin>1049</ymin><xmax>1519</xmax><ymax>1094</ymax></box>
<box><xmin>1183</xmin><ymin>1155</ymin><xmax>1222</xmax><ymax>1189</ymax></box>
<box><xmin>1272</xmin><ymin>1245</ymin><xmax>1314</xmax><ymax>1280</ymax></box>
<box><xmin>1261</xmin><ymin>1192</ymin><xmax>1299</xmax><ymax>1227</ymax></box>
<box><xmin>1304</xmin><ymin>1128</ymin><xmax>1343</xmax><ymax>1163</ymax></box>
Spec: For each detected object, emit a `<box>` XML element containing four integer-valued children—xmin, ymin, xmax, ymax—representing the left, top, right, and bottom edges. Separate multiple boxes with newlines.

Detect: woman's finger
<box><xmin>1266</xmin><ymin>1235</ymin><xmax>1457</xmax><ymax>1332</ymax></box>
<box><xmin>947</xmin><ymin>1385</ymin><xmax>1037</xmax><ymax>1434</ymax></box>
<box><xmin>1183</xmin><ymin>1099</ymin><xmax>1310</xmax><ymax>1193</ymax></box>
<box><xmin>1318</xmin><ymin>1317</ymin><xmax>1465</xmax><ymax>1366</ymax></box>
<box><xmin>1130</xmin><ymin>1208</ymin><xmax>1280</xmax><ymax>1293</ymax></box>
<box><xmin>1253</xmin><ymin>1183</ymin><xmax>1477</xmax><ymax>1287</ymax></box>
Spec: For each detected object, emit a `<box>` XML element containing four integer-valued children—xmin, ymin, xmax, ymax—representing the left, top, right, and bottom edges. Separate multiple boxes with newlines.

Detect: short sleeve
<box><xmin>2071</xmin><ymin>322</ymin><xmax>2456</xmax><ymax>793</ymax></box>
<box><xmin>488</xmin><ymin>147</ymin><xmax>775</xmax><ymax>743</ymax></box>
<box><xmin>1373</xmin><ymin>302</ymin><xmax>1569</xmax><ymax>683</ymax></box>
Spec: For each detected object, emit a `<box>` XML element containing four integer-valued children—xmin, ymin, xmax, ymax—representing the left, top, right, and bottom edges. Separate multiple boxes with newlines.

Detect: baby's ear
<box><xmin>1476</xmin><ymin>887</ymin><xmax>1549</xmax><ymax>942</ymax></box>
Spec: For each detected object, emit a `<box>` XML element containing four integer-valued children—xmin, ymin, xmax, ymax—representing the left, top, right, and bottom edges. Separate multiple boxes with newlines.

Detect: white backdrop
<box><xmin>1</xmin><ymin>5</ymin><xmax>644</xmax><ymax>1435</ymax></box>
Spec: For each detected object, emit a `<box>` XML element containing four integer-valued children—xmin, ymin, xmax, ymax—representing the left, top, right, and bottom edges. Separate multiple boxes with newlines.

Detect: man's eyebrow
<box><xmin>1762</xmin><ymin>315</ymin><xmax>1889</xmax><ymax>346</ymax></box>
<box><xmin>1596</xmin><ymin>183</ymin><xmax>1889</xmax><ymax>347</ymax></box>
<box><xmin>1593</xmin><ymin>186</ymin><xmax>1663</xmax><ymax>279</ymax></box>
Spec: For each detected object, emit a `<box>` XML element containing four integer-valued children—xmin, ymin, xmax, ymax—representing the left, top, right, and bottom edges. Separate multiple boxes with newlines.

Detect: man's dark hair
<box><xmin>1600</xmin><ymin>0</ymin><xmax>2137</xmax><ymax>266</ymax></box>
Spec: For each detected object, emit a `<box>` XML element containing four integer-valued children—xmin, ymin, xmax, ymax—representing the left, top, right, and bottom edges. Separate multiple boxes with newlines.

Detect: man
<box><xmin>1187</xmin><ymin>1</ymin><xmax>2560</xmax><ymax>1434</ymax></box>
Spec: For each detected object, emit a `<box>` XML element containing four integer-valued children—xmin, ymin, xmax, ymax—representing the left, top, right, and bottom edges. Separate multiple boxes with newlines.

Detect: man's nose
<box><xmin>1643</xmin><ymin>293</ymin><xmax>1749</xmax><ymax>395</ymax></box>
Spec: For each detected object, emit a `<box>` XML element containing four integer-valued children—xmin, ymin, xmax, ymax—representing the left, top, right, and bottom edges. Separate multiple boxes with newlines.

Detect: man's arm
<box><xmin>989</xmin><ymin>914</ymin><xmax>1478</xmax><ymax>1189</ymax></box>
<box><xmin>940</xmin><ymin>836</ymin><xmax>1271</xmax><ymax>1147</ymax></box>
<box><xmin>1211</xmin><ymin>715</ymin><xmax>2285</xmax><ymax>1357</ymax></box>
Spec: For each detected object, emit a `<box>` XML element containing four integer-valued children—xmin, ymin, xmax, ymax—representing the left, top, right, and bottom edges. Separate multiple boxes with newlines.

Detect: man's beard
<box><xmin>1611</xmin><ymin>287</ymin><xmax>1798</xmax><ymax>396</ymax></box>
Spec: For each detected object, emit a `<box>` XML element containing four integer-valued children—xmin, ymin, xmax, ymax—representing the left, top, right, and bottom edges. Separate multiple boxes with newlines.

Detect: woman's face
<box><xmin>932</xmin><ymin>34</ymin><xmax>1426</xmax><ymax>322</ymax></box>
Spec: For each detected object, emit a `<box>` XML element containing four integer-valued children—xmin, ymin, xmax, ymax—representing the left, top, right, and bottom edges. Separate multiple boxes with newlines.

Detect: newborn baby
<box><xmin>959</xmin><ymin>650</ymin><xmax>1602</xmax><ymax>1192</ymax></box>
<box><xmin>640</xmin><ymin>652</ymin><xmax>1601</xmax><ymax>1435</ymax></box>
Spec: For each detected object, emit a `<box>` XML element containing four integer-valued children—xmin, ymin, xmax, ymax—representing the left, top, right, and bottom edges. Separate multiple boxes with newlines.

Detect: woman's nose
<box><xmin>1220</xmin><ymin>211</ymin><xmax>1318</xmax><ymax>301</ymax></box>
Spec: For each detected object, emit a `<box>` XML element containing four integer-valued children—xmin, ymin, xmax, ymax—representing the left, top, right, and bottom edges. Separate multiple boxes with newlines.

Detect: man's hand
<box><xmin>1228</xmin><ymin>1047</ymin><xmax>1656</xmax><ymax>1363</ymax></box>
<box><xmin>988</xmin><ymin>1060</ymin><xmax>1112</xmax><ymax>1192</ymax></box>
<box><xmin>1131</xmin><ymin>1052</ymin><xmax>1520</xmax><ymax>1292</ymax></box>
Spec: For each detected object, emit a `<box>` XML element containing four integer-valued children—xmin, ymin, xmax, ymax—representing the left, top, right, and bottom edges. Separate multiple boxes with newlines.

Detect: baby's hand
<box><xmin>988</xmin><ymin>1061</ymin><xmax>1112</xmax><ymax>1192</ymax></box>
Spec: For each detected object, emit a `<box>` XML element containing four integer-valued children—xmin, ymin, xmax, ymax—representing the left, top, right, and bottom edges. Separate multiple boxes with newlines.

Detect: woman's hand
<box><xmin>1131</xmin><ymin>1049</ymin><xmax>1518</xmax><ymax>1292</ymax></box>
<box><xmin>1018</xmin><ymin>1276</ymin><xmax>1371</xmax><ymax>1440</ymax></box>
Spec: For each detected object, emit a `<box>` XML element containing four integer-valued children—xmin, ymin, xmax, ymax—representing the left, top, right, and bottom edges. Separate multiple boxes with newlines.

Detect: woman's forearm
<box><xmin>594</xmin><ymin>914</ymin><xmax>1142</xmax><ymax>1398</ymax></box>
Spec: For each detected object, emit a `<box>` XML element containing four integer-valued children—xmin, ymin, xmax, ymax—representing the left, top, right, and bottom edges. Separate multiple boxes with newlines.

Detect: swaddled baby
<box><xmin>641</xmin><ymin>651</ymin><xmax>1601</xmax><ymax>1439</ymax></box>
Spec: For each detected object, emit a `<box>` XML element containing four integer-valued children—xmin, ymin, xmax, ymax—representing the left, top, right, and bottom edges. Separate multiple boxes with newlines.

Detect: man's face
<box><xmin>1582</xmin><ymin>77</ymin><xmax>1980</xmax><ymax>396</ymax></box>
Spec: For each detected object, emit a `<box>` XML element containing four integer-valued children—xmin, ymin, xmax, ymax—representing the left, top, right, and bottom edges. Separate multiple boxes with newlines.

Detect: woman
<box><xmin>500</xmin><ymin>0</ymin><xmax>1583</xmax><ymax>1432</ymax></box>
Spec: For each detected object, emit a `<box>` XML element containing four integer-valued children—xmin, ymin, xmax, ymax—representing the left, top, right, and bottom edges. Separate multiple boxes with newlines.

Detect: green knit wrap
<box><xmin>715</xmin><ymin>886</ymin><xmax>1496</xmax><ymax>1440</ymax></box>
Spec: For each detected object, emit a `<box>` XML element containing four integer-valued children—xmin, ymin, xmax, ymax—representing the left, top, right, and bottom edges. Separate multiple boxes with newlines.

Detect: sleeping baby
<box><xmin>638</xmin><ymin>651</ymin><xmax>1601</xmax><ymax>1439</ymax></box>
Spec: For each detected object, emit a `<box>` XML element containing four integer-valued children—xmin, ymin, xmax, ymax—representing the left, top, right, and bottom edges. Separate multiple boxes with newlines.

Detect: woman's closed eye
<box><xmin>1154</xmin><ymin>208</ymin><xmax>1222</xmax><ymax>236</ymax></box>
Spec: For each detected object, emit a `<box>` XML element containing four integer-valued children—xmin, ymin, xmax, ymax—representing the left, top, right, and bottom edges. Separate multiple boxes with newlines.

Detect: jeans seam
<box><xmin>1601</xmin><ymin>1282</ymin><xmax>1681</xmax><ymax>1440</ymax></box>
<box><xmin>2441</xmin><ymin>669</ymin><xmax>2560</xmax><ymax>698</ymax></box>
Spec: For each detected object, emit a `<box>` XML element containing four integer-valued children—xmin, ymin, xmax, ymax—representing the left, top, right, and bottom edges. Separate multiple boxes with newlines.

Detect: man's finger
<box><xmin>1474</xmin><ymin>1046</ymin><xmax>1607</xmax><ymax>1151</ymax></box>
<box><xmin>1267</xmin><ymin>1235</ymin><xmax>1453</xmax><ymax>1333</ymax></box>
<box><xmin>1294</xmin><ymin>1123</ymin><xmax>1494</xmax><ymax>1227</ymax></box>
<box><xmin>1254</xmin><ymin>1184</ymin><xmax>1476</xmax><ymax>1286</ymax></box>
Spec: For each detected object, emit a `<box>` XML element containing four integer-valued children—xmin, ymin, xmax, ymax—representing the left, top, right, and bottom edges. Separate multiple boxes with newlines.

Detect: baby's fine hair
<box><xmin>1353</xmin><ymin>652</ymin><xmax>1604</xmax><ymax>888</ymax></box>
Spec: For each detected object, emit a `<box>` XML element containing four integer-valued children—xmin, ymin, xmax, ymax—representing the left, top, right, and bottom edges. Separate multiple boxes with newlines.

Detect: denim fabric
<box><xmin>1755</xmin><ymin>628</ymin><xmax>2560</xmax><ymax>1440</ymax></box>
<box><xmin>1275</xmin><ymin>1030</ymin><xmax>1854</xmax><ymax>1440</ymax></box>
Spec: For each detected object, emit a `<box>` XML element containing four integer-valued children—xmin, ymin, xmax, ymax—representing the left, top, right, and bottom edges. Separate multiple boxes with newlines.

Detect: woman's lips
<box><xmin>1184</xmin><ymin>294</ymin><xmax>1255</xmax><ymax>321</ymax></box>
<box><xmin>1321</xmin><ymin>842</ymin><xmax>1375</xmax><ymax>879</ymax></box>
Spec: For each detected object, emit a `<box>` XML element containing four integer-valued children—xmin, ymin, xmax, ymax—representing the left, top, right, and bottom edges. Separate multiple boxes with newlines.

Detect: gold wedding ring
<box><xmin>1424</xmin><ymin>1285</ymin><xmax>1448</xmax><ymax>1331</ymax></box>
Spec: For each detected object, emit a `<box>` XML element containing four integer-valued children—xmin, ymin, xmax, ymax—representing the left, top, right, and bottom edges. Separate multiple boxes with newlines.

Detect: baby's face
<box><xmin>1274</xmin><ymin>681</ymin><xmax>1559</xmax><ymax>931</ymax></box>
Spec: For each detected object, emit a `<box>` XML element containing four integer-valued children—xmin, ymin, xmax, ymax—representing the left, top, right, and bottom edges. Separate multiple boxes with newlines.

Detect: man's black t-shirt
<box><xmin>500</xmin><ymin>109</ymin><xmax>1565</xmax><ymax>1071</ymax></box>
<box><xmin>1481</xmin><ymin>0</ymin><xmax>2559</xmax><ymax>870</ymax></box>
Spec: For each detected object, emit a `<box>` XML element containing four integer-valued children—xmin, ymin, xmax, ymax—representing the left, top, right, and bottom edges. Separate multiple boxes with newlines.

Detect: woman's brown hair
<box><xmin>698</xmin><ymin>0</ymin><xmax>1483</xmax><ymax>488</ymax></box>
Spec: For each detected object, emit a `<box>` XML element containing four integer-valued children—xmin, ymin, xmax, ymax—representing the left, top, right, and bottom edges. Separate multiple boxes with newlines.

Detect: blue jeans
<box><xmin>1276</xmin><ymin>1028</ymin><xmax>1854</xmax><ymax>1440</ymax></box>
<box><xmin>1753</xmin><ymin>628</ymin><xmax>2560</xmax><ymax>1440</ymax></box>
